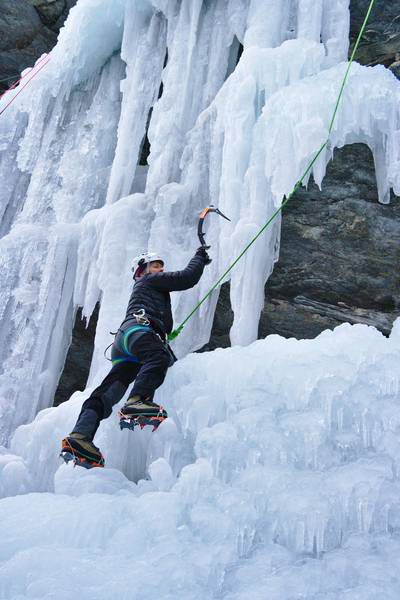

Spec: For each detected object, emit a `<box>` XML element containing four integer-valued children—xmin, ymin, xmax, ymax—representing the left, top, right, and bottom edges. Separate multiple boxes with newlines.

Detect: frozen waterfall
<box><xmin>0</xmin><ymin>0</ymin><xmax>399</xmax><ymax>439</ymax></box>
<box><xmin>0</xmin><ymin>0</ymin><xmax>400</xmax><ymax>598</ymax></box>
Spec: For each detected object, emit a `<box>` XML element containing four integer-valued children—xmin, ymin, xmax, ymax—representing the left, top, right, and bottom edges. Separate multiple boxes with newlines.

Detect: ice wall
<box><xmin>0</xmin><ymin>0</ymin><xmax>400</xmax><ymax>443</ymax></box>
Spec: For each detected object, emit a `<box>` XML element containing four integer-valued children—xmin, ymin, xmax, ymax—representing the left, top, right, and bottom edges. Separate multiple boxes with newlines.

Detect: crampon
<box><xmin>118</xmin><ymin>409</ymin><xmax>167</xmax><ymax>432</ymax></box>
<box><xmin>60</xmin><ymin>437</ymin><xmax>105</xmax><ymax>469</ymax></box>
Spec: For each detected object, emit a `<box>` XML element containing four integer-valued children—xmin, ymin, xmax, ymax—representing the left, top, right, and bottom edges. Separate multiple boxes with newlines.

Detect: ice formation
<box><xmin>1</xmin><ymin>0</ymin><xmax>400</xmax><ymax>597</ymax></box>
<box><xmin>1</xmin><ymin>321</ymin><xmax>400</xmax><ymax>598</ymax></box>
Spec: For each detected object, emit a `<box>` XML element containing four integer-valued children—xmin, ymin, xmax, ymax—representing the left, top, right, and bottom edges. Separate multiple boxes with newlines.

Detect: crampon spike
<box><xmin>118</xmin><ymin>411</ymin><xmax>166</xmax><ymax>432</ymax></box>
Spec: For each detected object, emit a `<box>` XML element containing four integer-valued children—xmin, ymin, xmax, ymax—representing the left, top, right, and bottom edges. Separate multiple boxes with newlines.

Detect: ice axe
<box><xmin>197</xmin><ymin>205</ymin><xmax>231</xmax><ymax>248</ymax></box>
<box><xmin>167</xmin><ymin>205</ymin><xmax>230</xmax><ymax>342</ymax></box>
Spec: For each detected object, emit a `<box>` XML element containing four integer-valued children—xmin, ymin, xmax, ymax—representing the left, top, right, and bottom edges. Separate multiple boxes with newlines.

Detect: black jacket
<box><xmin>120</xmin><ymin>254</ymin><xmax>206</xmax><ymax>336</ymax></box>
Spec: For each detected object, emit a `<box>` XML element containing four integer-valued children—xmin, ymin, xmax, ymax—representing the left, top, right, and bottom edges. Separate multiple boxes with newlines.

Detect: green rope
<box><xmin>168</xmin><ymin>0</ymin><xmax>376</xmax><ymax>343</ymax></box>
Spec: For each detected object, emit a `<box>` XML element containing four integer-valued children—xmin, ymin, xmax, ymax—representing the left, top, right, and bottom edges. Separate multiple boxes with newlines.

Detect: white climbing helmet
<box><xmin>132</xmin><ymin>252</ymin><xmax>164</xmax><ymax>279</ymax></box>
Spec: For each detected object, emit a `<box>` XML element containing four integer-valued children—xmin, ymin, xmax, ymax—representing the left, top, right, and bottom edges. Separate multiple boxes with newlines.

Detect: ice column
<box><xmin>145</xmin><ymin>0</ymin><xmax>247</xmax><ymax>193</ymax></box>
<box><xmin>105</xmin><ymin>4</ymin><xmax>167</xmax><ymax>204</ymax></box>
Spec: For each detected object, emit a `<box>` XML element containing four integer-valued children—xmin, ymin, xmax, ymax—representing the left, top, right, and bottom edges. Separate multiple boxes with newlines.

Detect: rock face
<box><xmin>350</xmin><ymin>0</ymin><xmax>400</xmax><ymax>69</ymax></box>
<box><xmin>0</xmin><ymin>0</ymin><xmax>76</xmax><ymax>93</ymax></box>
<box><xmin>261</xmin><ymin>144</ymin><xmax>400</xmax><ymax>338</ymax></box>
<box><xmin>53</xmin><ymin>306</ymin><xmax>98</xmax><ymax>407</ymax></box>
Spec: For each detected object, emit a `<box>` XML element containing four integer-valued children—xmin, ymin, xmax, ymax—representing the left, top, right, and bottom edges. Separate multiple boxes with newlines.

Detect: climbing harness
<box><xmin>168</xmin><ymin>0</ymin><xmax>377</xmax><ymax>343</ymax></box>
<box><xmin>0</xmin><ymin>54</ymin><xmax>51</xmax><ymax>116</ymax></box>
<box><xmin>103</xmin><ymin>310</ymin><xmax>151</xmax><ymax>362</ymax></box>
<box><xmin>104</xmin><ymin>310</ymin><xmax>175</xmax><ymax>367</ymax></box>
<box><xmin>104</xmin><ymin>323</ymin><xmax>151</xmax><ymax>365</ymax></box>
<box><xmin>198</xmin><ymin>205</ymin><xmax>230</xmax><ymax>248</ymax></box>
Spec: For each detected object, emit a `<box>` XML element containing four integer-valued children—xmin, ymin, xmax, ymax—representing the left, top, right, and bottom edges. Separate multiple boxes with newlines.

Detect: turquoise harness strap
<box><xmin>112</xmin><ymin>357</ymin><xmax>140</xmax><ymax>366</ymax></box>
<box><xmin>122</xmin><ymin>325</ymin><xmax>151</xmax><ymax>355</ymax></box>
<box><xmin>111</xmin><ymin>324</ymin><xmax>151</xmax><ymax>366</ymax></box>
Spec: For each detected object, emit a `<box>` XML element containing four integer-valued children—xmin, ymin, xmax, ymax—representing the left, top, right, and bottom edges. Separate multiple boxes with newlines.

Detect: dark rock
<box><xmin>0</xmin><ymin>0</ymin><xmax>41</xmax><ymax>52</ymax></box>
<box><xmin>389</xmin><ymin>59</ymin><xmax>400</xmax><ymax>79</ymax></box>
<box><xmin>264</xmin><ymin>144</ymin><xmax>399</xmax><ymax>317</ymax></box>
<box><xmin>28</xmin><ymin>0</ymin><xmax>66</xmax><ymax>28</ymax></box>
<box><xmin>200</xmin><ymin>283</ymin><xmax>233</xmax><ymax>352</ymax></box>
<box><xmin>349</xmin><ymin>0</ymin><xmax>400</xmax><ymax>67</ymax></box>
<box><xmin>0</xmin><ymin>0</ymin><xmax>76</xmax><ymax>93</ymax></box>
<box><xmin>53</xmin><ymin>304</ymin><xmax>99</xmax><ymax>406</ymax></box>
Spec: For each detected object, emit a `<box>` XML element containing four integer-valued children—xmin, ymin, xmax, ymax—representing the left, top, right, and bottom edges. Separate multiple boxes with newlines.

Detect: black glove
<box><xmin>196</xmin><ymin>246</ymin><xmax>212</xmax><ymax>264</ymax></box>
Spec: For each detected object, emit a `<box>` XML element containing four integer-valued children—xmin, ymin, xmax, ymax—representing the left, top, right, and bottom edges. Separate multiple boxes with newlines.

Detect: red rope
<box><xmin>0</xmin><ymin>54</ymin><xmax>51</xmax><ymax>116</ymax></box>
<box><xmin>0</xmin><ymin>54</ymin><xmax>48</xmax><ymax>99</ymax></box>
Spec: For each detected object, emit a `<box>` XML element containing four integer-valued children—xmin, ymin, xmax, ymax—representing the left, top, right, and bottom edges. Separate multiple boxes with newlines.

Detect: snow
<box><xmin>1</xmin><ymin>321</ymin><xmax>400</xmax><ymax>599</ymax></box>
<box><xmin>0</xmin><ymin>0</ymin><xmax>400</xmax><ymax>597</ymax></box>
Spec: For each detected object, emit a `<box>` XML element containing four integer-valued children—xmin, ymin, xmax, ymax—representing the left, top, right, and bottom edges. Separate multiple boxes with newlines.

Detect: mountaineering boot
<box><xmin>119</xmin><ymin>395</ymin><xmax>168</xmax><ymax>431</ymax></box>
<box><xmin>60</xmin><ymin>432</ymin><xmax>105</xmax><ymax>469</ymax></box>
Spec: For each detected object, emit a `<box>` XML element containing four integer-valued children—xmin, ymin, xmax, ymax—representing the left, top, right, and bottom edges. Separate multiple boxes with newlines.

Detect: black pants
<box><xmin>72</xmin><ymin>329</ymin><xmax>173</xmax><ymax>440</ymax></box>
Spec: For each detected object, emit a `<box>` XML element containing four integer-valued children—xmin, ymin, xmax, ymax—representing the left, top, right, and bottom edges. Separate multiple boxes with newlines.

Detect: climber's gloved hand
<box><xmin>196</xmin><ymin>245</ymin><xmax>212</xmax><ymax>265</ymax></box>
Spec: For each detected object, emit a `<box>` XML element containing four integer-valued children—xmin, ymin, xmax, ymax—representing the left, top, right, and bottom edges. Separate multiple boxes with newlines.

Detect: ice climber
<box><xmin>61</xmin><ymin>247</ymin><xmax>211</xmax><ymax>467</ymax></box>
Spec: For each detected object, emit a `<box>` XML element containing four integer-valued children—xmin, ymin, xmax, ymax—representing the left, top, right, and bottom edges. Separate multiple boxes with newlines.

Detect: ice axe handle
<box><xmin>197</xmin><ymin>205</ymin><xmax>230</xmax><ymax>247</ymax></box>
<box><xmin>198</xmin><ymin>207</ymin><xmax>210</xmax><ymax>247</ymax></box>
